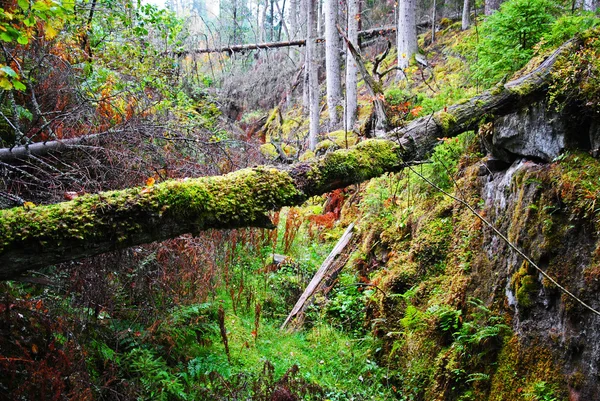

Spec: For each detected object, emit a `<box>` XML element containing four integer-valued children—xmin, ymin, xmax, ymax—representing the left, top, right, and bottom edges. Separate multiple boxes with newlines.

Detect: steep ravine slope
<box><xmin>343</xmin><ymin>100</ymin><xmax>600</xmax><ymax>400</ymax></box>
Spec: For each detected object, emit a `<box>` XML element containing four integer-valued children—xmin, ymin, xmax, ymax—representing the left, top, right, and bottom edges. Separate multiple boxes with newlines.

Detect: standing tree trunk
<box><xmin>308</xmin><ymin>0</ymin><xmax>319</xmax><ymax>150</ymax></box>
<box><xmin>397</xmin><ymin>0</ymin><xmax>417</xmax><ymax>71</ymax></box>
<box><xmin>462</xmin><ymin>0</ymin><xmax>470</xmax><ymax>30</ymax></box>
<box><xmin>290</xmin><ymin>0</ymin><xmax>299</xmax><ymax>38</ymax></box>
<box><xmin>325</xmin><ymin>0</ymin><xmax>343</xmax><ymax>127</ymax></box>
<box><xmin>583</xmin><ymin>0</ymin><xmax>597</xmax><ymax>11</ymax></box>
<box><xmin>345</xmin><ymin>0</ymin><xmax>359</xmax><ymax>129</ymax></box>
<box><xmin>259</xmin><ymin>0</ymin><xmax>267</xmax><ymax>42</ymax></box>
<box><xmin>485</xmin><ymin>0</ymin><xmax>504</xmax><ymax>15</ymax></box>
<box><xmin>271</xmin><ymin>0</ymin><xmax>276</xmax><ymax>41</ymax></box>
<box><xmin>431</xmin><ymin>0</ymin><xmax>437</xmax><ymax>44</ymax></box>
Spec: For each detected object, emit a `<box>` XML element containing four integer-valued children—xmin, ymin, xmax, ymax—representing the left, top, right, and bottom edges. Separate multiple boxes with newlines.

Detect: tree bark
<box><xmin>345</xmin><ymin>0</ymin><xmax>359</xmax><ymax>129</ymax></box>
<box><xmin>485</xmin><ymin>0</ymin><xmax>504</xmax><ymax>15</ymax></box>
<box><xmin>339</xmin><ymin>27</ymin><xmax>389</xmax><ymax>136</ymax></box>
<box><xmin>307</xmin><ymin>0</ymin><xmax>320</xmax><ymax>150</ymax></box>
<box><xmin>462</xmin><ymin>0</ymin><xmax>470</xmax><ymax>30</ymax></box>
<box><xmin>289</xmin><ymin>0</ymin><xmax>298</xmax><ymax>39</ymax></box>
<box><xmin>325</xmin><ymin>0</ymin><xmax>343</xmax><ymax>127</ymax></box>
<box><xmin>397</xmin><ymin>0</ymin><xmax>418</xmax><ymax>70</ymax></box>
<box><xmin>0</xmin><ymin>140</ymin><xmax>401</xmax><ymax>279</ymax></box>
<box><xmin>281</xmin><ymin>222</ymin><xmax>355</xmax><ymax>330</ymax></box>
<box><xmin>169</xmin><ymin>26</ymin><xmax>397</xmax><ymax>56</ymax></box>
<box><xmin>0</xmin><ymin>40</ymin><xmax>576</xmax><ymax>280</ymax></box>
<box><xmin>583</xmin><ymin>0</ymin><xmax>597</xmax><ymax>11</ymax></box>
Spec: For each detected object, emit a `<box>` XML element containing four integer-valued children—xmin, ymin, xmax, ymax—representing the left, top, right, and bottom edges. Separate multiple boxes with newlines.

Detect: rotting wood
<box><xmin>0</xmin><ymin>141</ymin><xmax>399</xmax><ymax>280</ymax></box>
<box><xmin>338</xmin><ymin>25</ymin><xmax>390</xmax><ymax>137</ymax></box>
<box><xmin>280</xmin><ymin>222</ymin><xmax>355</xmax><ymax>330</ymax></box>
<box><xmin>171</xmin><ymin>26</ymin><xmax>397</xmax><ymax>56</ymax></box>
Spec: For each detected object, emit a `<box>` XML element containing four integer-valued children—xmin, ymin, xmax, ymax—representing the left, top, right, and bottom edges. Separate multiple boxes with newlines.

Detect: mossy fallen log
<box><xmin>391</xmin><ymin>38</ymin><xmax>577</xmax><ymax>162</ymax></box>
<box><xmin>0</xmin><ymin>140</ymin><xmax>402</xmax><ymax>280</ymax></box>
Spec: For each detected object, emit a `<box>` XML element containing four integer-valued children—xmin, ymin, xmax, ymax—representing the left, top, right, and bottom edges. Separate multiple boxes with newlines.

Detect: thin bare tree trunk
<box><xmin>290</xmin><ymin>0</ymin><xmax>299</xmax><ymax>39</ymax></box>
<box><xmin>397</xmin><ymin>0</ymin><xmax>417</xmax><ymax>71</ymax></box>
<box><xmin>431</xmin><ymin>0</ymin><xmax>437</xmax><ymax>44</ymax></box>
<box><xmin>325</xmin><ymin>0</ymin><xmax>343</xmax><ymax>127</ymax></box>
<box><xmin>345</xmin><ymin>0</ymin><xmax>359</xmax><ymax>129</ymax></box>
<box><xmin>462</xmin><ymin>0</ymin><xmax>470</xmax><ymax>30</ymax></box>
<box><xmin>308</xmin><ymin>0</ymin><xmax>319</xmax><ymax>150</ymax></box>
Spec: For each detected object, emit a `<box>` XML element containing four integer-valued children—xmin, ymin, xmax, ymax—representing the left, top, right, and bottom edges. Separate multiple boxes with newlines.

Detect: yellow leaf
<box><xmin>145</xmin><ymin>177</ymin><xmax>155</xmax><ymax>187</ymax></box>
<box><xmin>31</xmin><ymin>344</ymin><xmax>38</xmax><ymax>354</ymax></box>
<box><xmin>0</xmin><ymin>77</ymin><xmax>13</xmax><ymax>90</ymax></box>
<box><xmin>45</xmin><ymin>25</ymin><xmax>58</xmax><ymax>40</ymax></box>
<box><xmin>23</xmin><ymin>201</ymin><xmax>36</xmax><ymax>209</ymax></box>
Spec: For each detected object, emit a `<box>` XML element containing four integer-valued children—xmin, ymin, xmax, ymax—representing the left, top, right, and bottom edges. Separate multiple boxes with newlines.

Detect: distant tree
<box><xmin>462</xmin><ymin>0</ymin><xmax>470</xmax><ymax>29</ymax></box>
<box><xmin>345</xmin><ymin>0</ymin><xmax>359</xmax><ymax>129</ymax></box>
<box><xmin>583</xmin><ymin>0</ymin><xmax>598</xmax><ymax>11</ymax></box>
<box><xmin>325</xmin><ymin>0</ymin><xmax>343</xmax><ymax>127</ymax></box>
<box><xmin>307</xmin><ymin>0</ymin><xmax>319</xmax><ymax>150</ymax></box>
<box><xmin>397</xmin><ymin>0</ymin><xmax>418</xmax><ymax>70</ymax></box>
<box><xmin>485</xmin><ymin>0</ymin><xmax>505</xmax><ymax>15</ymax></box>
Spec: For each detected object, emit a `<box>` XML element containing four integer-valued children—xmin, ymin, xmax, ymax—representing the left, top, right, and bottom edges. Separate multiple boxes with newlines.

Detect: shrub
<box><xmin>473</xmin><ymin>0</ymin><xmax>558</xmax><ymax>86</ymax></box>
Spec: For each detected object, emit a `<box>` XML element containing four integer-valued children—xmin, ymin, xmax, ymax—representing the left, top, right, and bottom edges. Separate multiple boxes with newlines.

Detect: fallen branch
<box><xmin>172</xmin><ymin>26</ymin><xmax>397</xmax><ymax>56</ymax></box>
<box><xmin>281</xmin><ymin>222</ymin><xmax>355</xmax><ymax>330</ymax></box>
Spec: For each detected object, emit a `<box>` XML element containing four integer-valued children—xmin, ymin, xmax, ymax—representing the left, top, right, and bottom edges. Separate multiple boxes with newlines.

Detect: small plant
<box><xmin>454</xmin><ymin>299</ymin><xmax>510</xmax><ymax>359</ymax></box>
<box><xmin>524</xmin><ymin>381</ymin><xmax>559</xmax><ymax>401</ymax></box>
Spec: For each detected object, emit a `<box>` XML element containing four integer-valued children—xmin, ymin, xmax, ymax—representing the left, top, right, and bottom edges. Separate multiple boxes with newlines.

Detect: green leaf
<box><xmin>32</xmin><ymin>1</ymin><xmax>49</xmax><ymax>12</ymax></box>
<box><xmin>13</xmin><ymin>81</ymin><xmax>27</xmax><ymax>92</ymax></box>
<box><xmin>24</xmin><ymin>16</ymin><xmax>36</xmax><ymax>27</ymax></box>
<box><xmin>0</xmin><ymin>66</ymin><xmax>18</xmax><ymax>78</ymax></box>
<box><xmin>17</xmin><ymin>0</ymin><xmax>29</xmax><ymax>11</ymax></box>
<box><xmin>0</xmin><ymin>32</ymin><xmax>13</xmax><ymax>42</ymax></box>
<box><xmin>17</xmin><ymin>35</ymin><xmax>29</xmax><ymax>45</ymax></box>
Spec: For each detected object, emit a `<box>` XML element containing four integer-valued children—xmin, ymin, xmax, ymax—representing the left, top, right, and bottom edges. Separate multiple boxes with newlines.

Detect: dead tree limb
<box><xmin>281</xmin><ymin>222</ymin><xmax>355</xmax><ymax>330</ymax></box>
<box><xmin>338</xmin><ymin>25</ymin><xmax>389</xmax><ymax>137</ymax></box>
<box><xmin>172</xmin><ymin>26</ymin><xmax>397</xmax><ymax>56</ymax></box>
<box><xmin>3</xmin><ymin>37</ymin><xmax>574</xmax><ymax>164</ymax></box>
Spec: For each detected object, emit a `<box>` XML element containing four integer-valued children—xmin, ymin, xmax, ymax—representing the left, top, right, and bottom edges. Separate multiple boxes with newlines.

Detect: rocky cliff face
<box><xmin>353</xmin><ymin>99</ymin><xmax>600</xmax><ymax>400</ymax></box>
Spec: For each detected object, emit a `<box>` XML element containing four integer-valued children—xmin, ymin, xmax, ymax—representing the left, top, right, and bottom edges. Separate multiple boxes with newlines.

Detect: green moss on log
<box><xmin>294</xmin><ymin>139</ymin><xmax>402</xmax><ymax>196</ymax></box>
<box><xmin>0</xmin><ymin>167</ymin><xmax>305</xmax><ymax>255</ymax></box>
<box><xmin>434</xmin><ymin>111</ymin><xmax>457</xmax><ymax>134</ymax></box>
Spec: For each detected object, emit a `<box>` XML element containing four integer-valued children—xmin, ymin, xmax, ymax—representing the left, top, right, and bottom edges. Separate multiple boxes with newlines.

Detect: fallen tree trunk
<box><xmin>172</xmin><ymin>26</ymin><xmax>397</xmax><ymax>56</ymax></box>
<box><xmin>0</xmin><ymin>140</ymin><xmax>401</xmax><ymax>279</ymax></box>
<box><xmin>0</xmin><ymin>39</ymin><xmax>576</xmax><ymax>279</ymax></box>
<box><xmin>0</xmin><ymin>39</ymin><xmax>573</xmax><ymax>164</ymax></box>
<box><xmin>0</xmin><ymin>132</ymin><xmax>107</xmax><ymax>162</ymax></box>
<box><xmin>281</xmin><ymin>222</ymin><xmax>355</xmax><ymax>330</ymax></box>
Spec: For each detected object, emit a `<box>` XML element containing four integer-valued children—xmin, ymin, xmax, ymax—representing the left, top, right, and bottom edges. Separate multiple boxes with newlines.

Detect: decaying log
<box><xmin>391</xmin><ymin>39</ymin><xmax>576</xmax><ymax>162</ymax></box>
<box><xmin>0</xmin><ymin>39</ymin><xmax>577</xmax><ymax>279</ymax></box>
<box><xmin>338</xmin><ymin>25</ymin><xmax>390</xmax><ymax>137</ymax></box>
<box><xmin>0</xmin><ymin>141</ymin><xmax>400</xmax><ymax>280</ymax></box>
<box><xmin>281</xmin><ymin>222</ymin><xmax>355</xmax><ymax>330</ymax></box>
<box><xmin>173</xmin><ymin>26</ymin><xmax>397</xmax><ymax>56</ymax></box>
